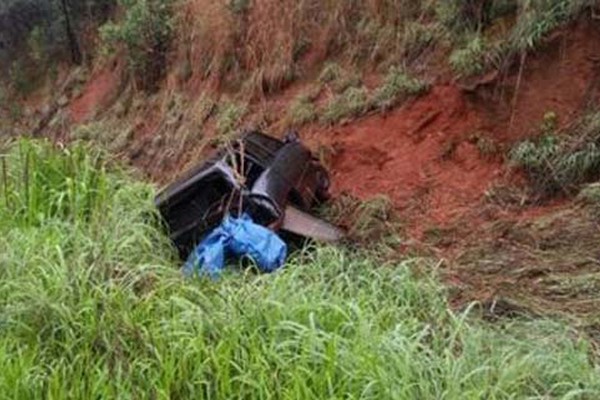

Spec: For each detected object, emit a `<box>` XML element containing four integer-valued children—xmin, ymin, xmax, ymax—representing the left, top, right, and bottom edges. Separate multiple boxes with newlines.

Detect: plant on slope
<box><xmin>0</xmin><ymin>139</ymin><xmax>599</xmax><ymax>397</ymax></box>
<box><xmin>319</xmin><ymin>62</ymin><xmax>362</xmax><ymax>94</ymax></box>
<box><xmin>449</xmin><ymin>34</ymin><xmax>491</xmax><ymax>77</ymax></box>
<box><xmin>100</xmin><ymin>0</ymin><xmax>173</xmax><ymax>91</ymax></box>
<box><xmin>287</xmin><ymin>93</ymin><xmax>317</xmax><ymax>126</ymax></box>
<box><xmin>215</xmin><ymin>100</ymin><xmax>247</xmax><ymax>142</ymax></box>
<box><xmin>321</xmin><ymin>86</ymin><xmax>369</xmax><ymax>124</ymax></box>
<box><xmin>446</xmin><ymin>0</ymin><xmax>588</xmax><ymax>77</ymax></box>
<box><xmin>510</xmin><ymin>112</ymin><xmax>600</xmax><ymax>197</ymax></box>
<box><xmin>371</xmin><ymin>66</ymin><xmax>428</xmax><ymax>111</ymax></box>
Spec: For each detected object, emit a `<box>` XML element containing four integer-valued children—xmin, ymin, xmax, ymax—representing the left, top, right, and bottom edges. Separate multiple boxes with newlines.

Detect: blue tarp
<box><xmin>183</xmin><ymin>213</ymin><xmax>287</xmax><ymax>278</ymax></box>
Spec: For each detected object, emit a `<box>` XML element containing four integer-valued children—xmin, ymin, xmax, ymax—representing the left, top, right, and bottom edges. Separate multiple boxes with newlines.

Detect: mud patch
<box><xmin>304</xmin><ymin>85</ymin><xmax>504</xmax><ymax>237</ymax></box>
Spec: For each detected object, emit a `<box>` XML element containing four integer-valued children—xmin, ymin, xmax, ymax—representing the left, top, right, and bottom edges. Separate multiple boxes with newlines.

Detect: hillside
<box><xmin>2</xmin><ymin>0</ymin><xmax>600</xmax><ymax>397</ymax></box>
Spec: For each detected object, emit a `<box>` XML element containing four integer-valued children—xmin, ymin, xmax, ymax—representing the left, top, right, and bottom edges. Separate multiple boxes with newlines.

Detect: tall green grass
<box><xmin>0</xmin><ymin>139</ymin><xmax>599</xmax><ymax>398</ymax></box>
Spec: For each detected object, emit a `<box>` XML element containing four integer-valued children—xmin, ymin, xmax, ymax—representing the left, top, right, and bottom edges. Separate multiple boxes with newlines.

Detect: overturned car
<box><xmin>155</xmin><ymin>130</ymin><xmax>343</xmax><ymax>274</ymax></box>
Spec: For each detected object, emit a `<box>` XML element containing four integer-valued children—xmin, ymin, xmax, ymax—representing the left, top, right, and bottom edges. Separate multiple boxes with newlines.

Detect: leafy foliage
<box><xmin>100</xmin><ymin>0</ymin><xmax>173</xmax><ymax>91</ymax></box>
<box><xmin>445</xmin><ymin>0</ymin><xmax>588</xmax><ymax>77</ymax></box>
<box><xmin>449</xmin><ymin>35</ymin><xmax>490</xmax><ymax>77</ymax></box>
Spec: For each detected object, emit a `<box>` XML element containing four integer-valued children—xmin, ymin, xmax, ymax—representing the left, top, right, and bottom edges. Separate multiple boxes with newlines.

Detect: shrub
<box><xmin>100</xmin><ymin>0</ymin><xmax>173</xmax><ymax>91</ymax></box>
<box><xmin>508</xmin><ymin>0</ymin><xmax>585</xmax><ymax>54</ymax></box>
<box><xmin>323</xmin><ymin>194</ymin><xmax>402</xmax><ymax>249</ymax></box>
<box><xmin>458</xmin><ymin>0</ymin><xmax>586</xmax><ymax>76</ymax></box>
<box><xmin>371</xmin><ymin>67</ymin><xmax>428</xmax><ymax>111</ymax></box>
<box><xmin>402</xmin><ymin>21</ymin><xmax>438</xmax><ymax>59</ymax></box>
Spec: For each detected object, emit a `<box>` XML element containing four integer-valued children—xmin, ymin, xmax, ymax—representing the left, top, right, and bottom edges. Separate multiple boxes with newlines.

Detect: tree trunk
<box><xmin>60</xmin><ymin>0</ymin><xmax>82</xmax><ymax>65</ymax></box>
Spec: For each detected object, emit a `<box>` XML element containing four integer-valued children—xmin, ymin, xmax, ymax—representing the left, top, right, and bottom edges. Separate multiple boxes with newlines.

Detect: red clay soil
<box><xmin>304</xmin><ymin>85</ymin><xmax>504</xmax><ymax>237</ymax></box>
<box><xmin>301</xmin><ymin>18</ymin><xmax>600</xmax><ymax>239</ymax></box>
<box><xmin>502</xmin><ymin>19</ymin><xmax>600</xmax><ymax>140</ymax></box>
<box><xmin>69</xmin><ymin>65</ymin><xmax>121</xmax><ymax>124</ymax></box>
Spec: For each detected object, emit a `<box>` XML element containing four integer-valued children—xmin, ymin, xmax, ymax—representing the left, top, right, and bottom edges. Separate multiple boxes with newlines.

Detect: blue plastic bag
<box><xmin>183</xmin><ymin>213</ymin><xmax>287</xmax><ymax>278</ymax></box>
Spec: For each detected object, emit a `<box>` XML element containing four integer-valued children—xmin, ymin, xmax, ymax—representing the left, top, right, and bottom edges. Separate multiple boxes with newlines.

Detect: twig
<box><xmin>509</xmin><ymin>50</ymin><xmax>527</xmax><ymax>133</ymax></box>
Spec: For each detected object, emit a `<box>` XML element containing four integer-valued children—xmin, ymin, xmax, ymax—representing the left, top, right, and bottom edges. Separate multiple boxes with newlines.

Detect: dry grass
<box><xmin>454</xmin><ymin>198</ymin><xmax>600</xmax><ymax>329</ymax></box>
<box><xmin>174</xmin><ymin>0</ymin><xmax>432</xmax><ymax>95</ymax></box>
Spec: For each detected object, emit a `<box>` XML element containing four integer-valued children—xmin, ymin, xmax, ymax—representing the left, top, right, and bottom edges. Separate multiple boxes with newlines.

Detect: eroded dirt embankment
<box><xmin>296</xmin><ymin>19</ymin><xmax>600</xmax><ymax>322</ymax></box>
<box><xmin>63</xmin><ymin>18</ymin><xmax>600</xmax><ymax>320</ymax></box>
<box><xmin>301</xmin><ymin>19</ymin><xmax>600</xmax><ymax>240</ymax></box>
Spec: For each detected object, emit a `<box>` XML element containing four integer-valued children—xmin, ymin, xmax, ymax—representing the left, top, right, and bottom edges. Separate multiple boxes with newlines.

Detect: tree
<box><xmin>60</xmin><ymin>0</ymin><xmax>82</xmax><ymax>65</ymax></box>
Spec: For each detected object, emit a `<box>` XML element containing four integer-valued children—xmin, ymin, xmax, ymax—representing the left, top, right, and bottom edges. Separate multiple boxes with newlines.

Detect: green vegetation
<box><xmin>510</xmin><ymin>112</ymin><xmax>600</xmax><ymax>197</ymax></box>
<box><xmin>372</xmin><ymin>66</ymin><xmax>428</xmax><ymax>111</ymax></box>
<box><xmin>287</xmin><ymin>93</ymin><xmax>317</xmax><ymax>126</ymax></box>
<box><xmin>401</xmin><ymin>21</ymin><xmax>438</xmax><ymax>59</ymax></box>
<box><xmin>215</xmin><ymin>100</ymin><xmax>247</xmax><ymax>138</ymax></box>
<box><xmin>70</xmin><ymin>121</ymin><xmax>134</xmax><ymax>153</ymax></box>
<box><xmin>321</xmin><ymin>86</ymin><xmax>368</xmax><ymax>124</ymax></box>
<box><xmin>577</xmin><ymin>182</ymin><xmax>600</xmax><ymax>206</ymax></box>
<box><xmin>318</xmin><ymin>63</ymin><xmax>362</xmax><ymax>94</ymax></box>
<box><xmin>0</xmin><ymin>139</ymin><xmax>599</xmax><ymax>397</ymax></box>
<box><xmin>457</xmin><ymin>194</ymin><xmax>600</xmax><ymax>326</ymax></box>
<box><xmin>317</xmin><ymin>67</ymin><xmax>427</xmax><ymax>124</ymax></box>
<box><xmin>445</xmin><ymin>0</ymin><xmax>587</xmax><ymax>78</ymax></box>
<box><xmin>505</xmin><ymin>1</ymin><xmax>585</xmax><ymax>55</ymax></box>
<box><xmin>449</xmin><ymin>35</ymin><xmax>490</xmax><ymax>77</ymax></box>
<box><xmin>0</xmin><ymin>139</ymin><xmax>599</xmax><ymax>398</ymax></box>
<box><xmin>318</xmin><ymin>62</ymin><xmax>344</xmax><ymax>84</ymax></box>
<box><xmin>100</xmin><ymin>0</ymin><xmax>173</xmax><ymax>90</ymax></box>
<box><xmin>324</xmin><ymin>194</ymin><xmax>403</xmax><ymax>250</ymax></box>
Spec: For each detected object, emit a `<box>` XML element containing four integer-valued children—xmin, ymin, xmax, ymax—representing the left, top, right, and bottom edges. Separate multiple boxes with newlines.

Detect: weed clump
<box><xmin>510</xmin><ymin>112</ymin><xmax>600</xmax><ymax>197</ymax></box>
<box><xmin>402</xmin><ymin>21</ymin><xmax>438</xmax><ymax>59</ymax></box>
<box><xmin>318</xmin><ymin>62</ymin><xmax>343</xmax><ymax>84</ymax></box>
<box><xmin>287</xmin><ymin>93</ymin><xmax>317</xmax><ymax>126</ymax></box>
<box><xmin>372</xmin><ymin>67</ymin><xmax>428</xmax><ymax>111</ymax></box>
<box><xmin>321</xmin><ymin>86</ymin><xmax>368</xmax><ymax>124</ymax></box>
<box><xmin>323</xmin><ymin>194</ymin><xmax>403</xmax><ymax>250</ymax></box>
<box><xmin>319</xmin><ymin>63</ymin><xmax>362</xmax><ymax>93</ymax></box>
<box><xmin>449</xmin><ymin>35</ymin><xmax>491</xmax><ymax>77</ymax></box>
<box><xmin>216</xmin><ymin>100</ymin><xmax>247</xmax><ymax>138</ymax></box>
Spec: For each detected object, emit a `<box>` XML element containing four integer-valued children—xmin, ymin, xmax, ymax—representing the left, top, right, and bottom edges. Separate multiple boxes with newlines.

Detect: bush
<box><xmin>100</xmin><ymin>0</ymin><xmax>173</xmax><ymax>91</ymax></box>
<box><xmin>318</xmin><ymin>63</ymin><xmax>362</xmax><ymax>93</ymax></box>
<box><xmin>449</xmin><ymin>0</ymin><xmax>587</xmax><ymax>77</ymax></box>
<box><xmin>402</xmin><ymin>21</ymin><xmax>438</xmax><ymax>59</ymax></box>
